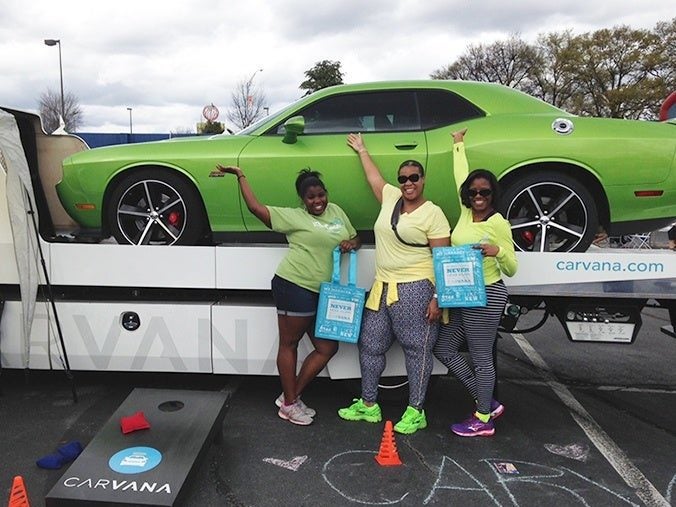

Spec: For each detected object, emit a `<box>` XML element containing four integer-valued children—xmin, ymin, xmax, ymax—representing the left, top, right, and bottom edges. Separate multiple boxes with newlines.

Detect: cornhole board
<box><xmin>46</xmin><ymin>388</ymin><xmax>229</xmax><ymax>506</ymax></box>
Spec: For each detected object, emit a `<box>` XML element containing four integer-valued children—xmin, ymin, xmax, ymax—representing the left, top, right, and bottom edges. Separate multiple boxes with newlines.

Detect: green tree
<box><xmin>38</xmin><ymin>88</ymin><xmax>83</xmax><ymax>133</ymax></box>
<box><xmin>569</xmin><ymin>25</ymin><xmax>666</xmax><ymax>119</ymax></box>
<box><xmin>300</xmin><ymin>60</ymin><xmax>344</xmax><ymax>96</ymax></box>
<box><xmin>198</xmin><ymin>121</ymin><xmax>225</xmax><ymax>134</ymax></box>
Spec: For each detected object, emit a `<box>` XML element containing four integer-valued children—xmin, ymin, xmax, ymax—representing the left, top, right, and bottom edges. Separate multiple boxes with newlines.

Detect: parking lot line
<box><xmin>511</xmin><ymin>332</ymin><xmax>669</xmax><ymax>507</ymax></box>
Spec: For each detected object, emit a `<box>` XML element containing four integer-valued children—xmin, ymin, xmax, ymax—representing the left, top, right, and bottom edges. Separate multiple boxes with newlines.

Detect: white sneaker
<box><xmin>275</xmin><ymin>393</ymin><xmax>316</xmax><ymax>417</ymax></box>
<box><xmin>278</xmin><ymin>401</ymin><xmax>313</xmax><ymax>425</ymax></box>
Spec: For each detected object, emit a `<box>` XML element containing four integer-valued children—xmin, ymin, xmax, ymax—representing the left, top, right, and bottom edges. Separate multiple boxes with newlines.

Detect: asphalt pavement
<box><xmin>1</xmin><ymin>306</ymin><xmax>674</xmax><ymax>506</ymax></box>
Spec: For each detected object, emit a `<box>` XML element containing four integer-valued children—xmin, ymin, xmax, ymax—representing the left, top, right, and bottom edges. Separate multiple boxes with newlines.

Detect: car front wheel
<box><xmin>106</xmin><ymin>169</ymin><xmax>207</xmax><ymax>245</ymax></box>
<box><xmin>501</xmin><ymin>172</ymin><xmax>599</xmax><ymax>253</ymax></box>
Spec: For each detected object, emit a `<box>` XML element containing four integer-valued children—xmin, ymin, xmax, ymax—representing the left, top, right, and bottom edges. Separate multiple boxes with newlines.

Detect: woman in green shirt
<box><xmin>216</xmin><ymin>164</ymin><xmax>361</xmax><ymax>426</ymax></box>
<box><xmin>433</xmin><ymin>129</ymin><xmax>518</xmax><ymax>437</ymax></box>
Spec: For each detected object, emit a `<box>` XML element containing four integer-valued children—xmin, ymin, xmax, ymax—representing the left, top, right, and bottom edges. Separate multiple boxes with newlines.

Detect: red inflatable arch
<box><xmin>659</xmin><ymin>91</ymin><xmax>676</xmax><ymax>121</ymax></box>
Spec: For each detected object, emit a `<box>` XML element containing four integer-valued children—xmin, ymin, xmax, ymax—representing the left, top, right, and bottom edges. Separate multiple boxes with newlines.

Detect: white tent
<box><xmin>0</xmin><ymin>109</ymin><xmax>40</xmax><ymax>368</ymax></box>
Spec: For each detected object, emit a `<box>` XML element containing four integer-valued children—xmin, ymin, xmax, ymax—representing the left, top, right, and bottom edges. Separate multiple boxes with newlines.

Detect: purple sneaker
<box><xmin>451</xmin><ymin>415</ymin><xmax>495</xmax><ymax>437</ymax></box>
<box><xmin>490</xmin><ymin>399</ymin><xmax>504</xmax><ymax>420</ymax></box>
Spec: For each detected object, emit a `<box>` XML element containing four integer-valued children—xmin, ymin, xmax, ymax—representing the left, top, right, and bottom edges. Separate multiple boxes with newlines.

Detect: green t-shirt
<box><xmin>268</xmin><ymin>202</ymin><xmax>357</xmax><ymax>292</ymax></box>
<box><xmin>452</xmin><ymin>142</ymin><xmax>518</xmax><ymax>284</ymax></box>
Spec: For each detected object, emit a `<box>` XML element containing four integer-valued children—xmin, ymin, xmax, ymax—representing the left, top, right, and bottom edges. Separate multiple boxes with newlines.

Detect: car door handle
<box><xmin>394</xmin><ymin>142</ymin><xmax>418</xmax><ymax>150</ymax></box>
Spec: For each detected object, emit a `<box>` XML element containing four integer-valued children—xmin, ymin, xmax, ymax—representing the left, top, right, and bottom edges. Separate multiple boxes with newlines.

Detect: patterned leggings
<box><xmin>359</xmin><ymin>279</ymin><xmax>438</xmax><ymax>409</ymax></box>
<box><xmin>433</xmin><ymin>280</ymin><xmax>508</xmax><ymax>414</ymax></box>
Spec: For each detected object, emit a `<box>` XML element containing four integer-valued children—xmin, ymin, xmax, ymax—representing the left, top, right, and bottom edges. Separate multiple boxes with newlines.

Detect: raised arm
<box><xmin>452</xmin><ymin>128</ymin><xmax>469</xmax><ymax>199</ymax></box>
<box><xmin>214</xmin><ymin>164</ymin><xmax>271</xmax><ymax>228</ymax></box>
<box><xmin>346</xmin><ymin>133</ymin><xmax>387</xmax><ymax>203</ymax></box>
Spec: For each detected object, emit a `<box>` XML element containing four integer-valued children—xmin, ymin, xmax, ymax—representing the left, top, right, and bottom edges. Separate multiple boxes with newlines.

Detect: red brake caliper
<box><xmin>521</xmin><ymin>230</ymin><xmax>534</xmax><ymax>245</ymax></box>
<box><xmin>167</xmin><ymin>211</ymin><xmax>181</xmax><ymax>227</ymax></box>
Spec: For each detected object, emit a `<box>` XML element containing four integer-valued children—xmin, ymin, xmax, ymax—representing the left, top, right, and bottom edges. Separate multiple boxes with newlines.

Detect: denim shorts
<box><xmin>271</xmin><ymin>275</ymin><xmax>319</xmax><ymax>317</ymax></box>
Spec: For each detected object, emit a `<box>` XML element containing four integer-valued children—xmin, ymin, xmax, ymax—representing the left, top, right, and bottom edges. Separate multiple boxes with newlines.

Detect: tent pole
<box><xmin>25</xmin><ymin>189</ymin><xmax>77</xmax><ymax>403</ymax></box>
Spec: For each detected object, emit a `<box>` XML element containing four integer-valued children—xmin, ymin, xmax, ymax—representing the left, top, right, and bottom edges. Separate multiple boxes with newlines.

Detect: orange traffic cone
<box><xmin>375</xmin><ymin>420</ymin><xmax>402</xmax><ymax>466</ymax></box>
<box><xmin>8</xmin><ymin>476</ymin><xmax>30</xmax><ymax>507</ymax></box>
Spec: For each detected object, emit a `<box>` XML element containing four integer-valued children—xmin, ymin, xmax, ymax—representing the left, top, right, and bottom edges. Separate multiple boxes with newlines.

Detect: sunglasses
<box><xmin>468</xmin><ymin>188</ymin><xmax>493</xmax><ymax>197</ymax></box>
<box><xmin>397</xmin><ymin>174</ymin><xmax>422</xmax><ymax>184</ymax></box>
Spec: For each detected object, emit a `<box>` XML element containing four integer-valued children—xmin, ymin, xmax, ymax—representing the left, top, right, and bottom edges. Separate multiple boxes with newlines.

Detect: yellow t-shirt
<box><xmin>366</xmin><ymin>184</ymin><xmax>451</xmax><ymax>310</ymax></box>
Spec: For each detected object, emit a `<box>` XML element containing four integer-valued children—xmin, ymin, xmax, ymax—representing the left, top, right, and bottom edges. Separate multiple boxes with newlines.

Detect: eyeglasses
<box><xmin>468</xmin><ymin>188</ymin><xmax>492</xmax><ymax>197</ymax></box>
<box><xmin>397</xmin><ymin>174</ymin><xmax>421</xmax><ymax>184</ymax></box>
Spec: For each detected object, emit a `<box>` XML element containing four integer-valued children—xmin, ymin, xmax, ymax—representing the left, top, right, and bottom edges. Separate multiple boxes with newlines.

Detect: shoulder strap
<box><xmin>390</xmin><ymin>197</ymin><xmax>429</xmax><ymax>248</ymax></box>
<box><xmin>481</xmin><ymin>209</ymin><xmax>498</xmax><ymax>222</ymax></box>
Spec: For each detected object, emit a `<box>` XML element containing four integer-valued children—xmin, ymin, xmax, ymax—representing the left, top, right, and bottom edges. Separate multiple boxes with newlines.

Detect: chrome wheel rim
<box><xmin>507</xmin><ymin>182</ymin><xmax>589</xmax><ymax>252</ymax></box>
<box><xmin>116</xmin><ymin>179</ymin><xmax>187</xmax><ymax>245</ymax></box>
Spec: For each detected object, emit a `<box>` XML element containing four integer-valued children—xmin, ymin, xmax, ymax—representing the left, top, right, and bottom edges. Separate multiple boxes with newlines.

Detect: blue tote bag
<box><xmin>433</xmin><ymin>245</ymin><xmax>486</xmax><ymax>308</ymax></box>
<box><xmin>314</xmin><ymin>248</ymin><xmax>365</xmax><ymax>343</ymax></box>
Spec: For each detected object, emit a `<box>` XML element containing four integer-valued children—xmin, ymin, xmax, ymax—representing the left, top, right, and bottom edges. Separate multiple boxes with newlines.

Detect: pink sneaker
<box><xmin>490</xmin><ymin>399</ymin><xmax>505</xmax><ymax>420</ymax></box>
<box><xmin>275</xmin><ymin>394</ymin><xmax>316</xmax><ymax>417</ymax></box>
<box><xmin>278</xmin><ymin>401</ymin><xmax>313</xmax><ymax>426</ymax></box>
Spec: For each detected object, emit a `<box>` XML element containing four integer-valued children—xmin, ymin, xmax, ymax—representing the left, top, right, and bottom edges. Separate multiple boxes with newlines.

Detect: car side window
<box><xmin>275</xmin><ymin>91</ymin><xmax>420</xmax><ymax>134</ymax></box>
<box><xmin>417</xmin><ymin>90</ymin><xmax>485</xmax><ymax>129</ymax></box>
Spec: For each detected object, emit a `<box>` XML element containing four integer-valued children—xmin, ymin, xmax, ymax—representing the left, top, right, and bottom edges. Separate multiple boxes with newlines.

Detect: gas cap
<box><xmin>552</xmin><ymin>118</ymin><xmax>574</xmax><ymax>135</ymax></box>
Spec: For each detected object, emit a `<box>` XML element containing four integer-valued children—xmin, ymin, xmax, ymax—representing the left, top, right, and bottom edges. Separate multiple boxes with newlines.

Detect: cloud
<box><xmin>1</xmin><ymin>0</ymin><xmax>671</xmax><ymax>132</ymax></box>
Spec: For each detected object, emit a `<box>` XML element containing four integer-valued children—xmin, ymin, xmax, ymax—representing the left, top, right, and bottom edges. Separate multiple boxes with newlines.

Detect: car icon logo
<box><xmin>120</xmin><ymin>452</ymin><xmax>149</xmax><ymax>467</ymax></box>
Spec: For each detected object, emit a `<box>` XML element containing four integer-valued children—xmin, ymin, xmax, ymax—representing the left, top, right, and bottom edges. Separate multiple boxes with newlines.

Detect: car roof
<box><xmin>306</xmin><ymin>80</ymin><xmax>567</xmax><ymax>116</ymax></box>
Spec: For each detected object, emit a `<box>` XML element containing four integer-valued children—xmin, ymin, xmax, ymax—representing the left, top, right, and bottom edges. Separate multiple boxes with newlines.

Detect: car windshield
<box><xmin>237</xmin><ymin>101</ymin><xmax>300</xmax><ymax>135</ymax></box>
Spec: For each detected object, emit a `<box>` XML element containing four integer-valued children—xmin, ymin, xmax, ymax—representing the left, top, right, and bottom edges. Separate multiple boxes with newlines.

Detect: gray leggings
<box><xmin>359</xmin><ymin>279</ymin><xmax>438</xmax><ymax>409</ymax></box>
<box><xmin>434</xmin><ymin>280</ymin><xmax>508</xmax><ymax>414</ymax></box>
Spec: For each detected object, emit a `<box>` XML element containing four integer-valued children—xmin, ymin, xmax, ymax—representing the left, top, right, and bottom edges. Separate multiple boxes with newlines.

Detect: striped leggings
<box><xmin>359</xmin><ymin>279</ymin><xmax>438</xmax><ymax>409</ymax></box>
<box><xmin>433</xmin><ymin>280</ymin><xmax>508</xmax><ymax>415</ymax></box>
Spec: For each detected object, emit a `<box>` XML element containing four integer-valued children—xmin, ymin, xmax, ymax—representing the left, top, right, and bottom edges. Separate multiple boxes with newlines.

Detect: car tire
<box><xmin>500</xmin><ymin>171</ymin><xmax>599</xmax><ymax>252</ymax></box>
<box><xmin>106</xmin><ymin>168</ymin><xmax>207</xmax><ymax>245</ymax></box>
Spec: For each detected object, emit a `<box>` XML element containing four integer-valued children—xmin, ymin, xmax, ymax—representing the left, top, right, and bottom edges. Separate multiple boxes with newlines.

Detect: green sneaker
<box><xmin>338</xmin><ymin>398</ymin><xmax>382</xmax><ymax>423</ymax></box>
<box><xmin>394</xmin><ymin>406</ymin><xmax>427</xmax><ymax>434</ymax></box>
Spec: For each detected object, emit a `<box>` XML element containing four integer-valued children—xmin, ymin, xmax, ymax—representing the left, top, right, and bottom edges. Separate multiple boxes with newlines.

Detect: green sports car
<box><xmin>56</xmin><ymin>80</ymin><xmax>676</xmax><ymax>251</ymax></box>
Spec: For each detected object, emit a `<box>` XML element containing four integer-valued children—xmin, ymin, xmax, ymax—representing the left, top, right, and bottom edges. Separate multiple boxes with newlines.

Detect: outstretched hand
<box><xmin>451</xmin><ymin>128</ymin><xmax>468</xmax><ymax>144</ymax></box>
<box><xmin>346</xmin><ymin>133</ymin><xmax>366</xmax><ymax>154</ymax></box>
<box><xmin>211</xmin><ymin>164</ymin><xmax>243</xmax><ymax>178</ymax></box>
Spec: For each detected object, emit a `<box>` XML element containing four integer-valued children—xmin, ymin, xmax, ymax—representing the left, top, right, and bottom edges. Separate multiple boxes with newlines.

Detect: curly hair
<box><xmin>295</xmin><ymin>168</ymin><xmax>327</xmax><ymax>198</ymax></box>
<box><xmin>459</xmin><ymin>169</ymin><xmax>501</xmax><ymax>209</ymax></box>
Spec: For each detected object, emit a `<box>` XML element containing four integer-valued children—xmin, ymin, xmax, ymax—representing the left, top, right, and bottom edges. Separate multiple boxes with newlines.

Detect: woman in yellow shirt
<box><xmin>338</xmin><ymin>133</ymin><xmax>450</xmax><ymax>435</ymax></box>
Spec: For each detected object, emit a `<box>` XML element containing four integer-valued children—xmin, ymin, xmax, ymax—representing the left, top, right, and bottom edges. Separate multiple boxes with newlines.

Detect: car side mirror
<box><xmin>282</xmin><ymin>116</ymin><xmax>305</xmax><ymax>144</ymax></box>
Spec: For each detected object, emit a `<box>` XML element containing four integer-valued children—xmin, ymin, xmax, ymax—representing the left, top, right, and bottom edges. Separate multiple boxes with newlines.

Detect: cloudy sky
<box><xmin>1</xmin><ymin>0</ymin><xmax>672</xmax><ymax>133</ymax></box>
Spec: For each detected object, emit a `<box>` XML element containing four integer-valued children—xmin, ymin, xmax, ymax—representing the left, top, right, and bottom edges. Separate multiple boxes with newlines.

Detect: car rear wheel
<box><xmin>106</xmin><ymin>169</ymin><xmax>207</xmax><ymax>245</ymax></box>
<box><xmin>501</xmin><ymin>172</ymin><xmax>598</xmax><ymax>252</ymax></box>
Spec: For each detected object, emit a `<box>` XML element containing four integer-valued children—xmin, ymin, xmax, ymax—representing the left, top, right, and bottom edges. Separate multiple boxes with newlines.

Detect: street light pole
<box><xmin>44</xmin><ymin>39</ymin><xmax>65</xmax><ymax>121</ymax></box>
<box><xmin>127</xmin><ymin>107</ymin><xmax>133</xmax><ymax>135</ymax></box>
<box><xmin>248</xmin><ymin>68</ymin><xmax>263</xmax><ymax>87</ymax></box>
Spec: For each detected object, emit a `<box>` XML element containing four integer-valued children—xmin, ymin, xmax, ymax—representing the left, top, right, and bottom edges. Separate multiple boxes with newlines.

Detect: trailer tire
<box><xmin>106</xmin><ymin>168</ymin><xmax>207</xmax><ymax>246</ymax></box>
<box><xmin>501</xmin><ymin>171</ymin><xmax>598</xmax><ymax>252</ymax></box>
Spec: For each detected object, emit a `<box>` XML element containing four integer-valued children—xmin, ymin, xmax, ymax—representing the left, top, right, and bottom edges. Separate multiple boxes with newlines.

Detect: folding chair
<box><xmin>621</xmin><ymin>233</ymin><xmax>652</xmax><ymax>249</ymax></box>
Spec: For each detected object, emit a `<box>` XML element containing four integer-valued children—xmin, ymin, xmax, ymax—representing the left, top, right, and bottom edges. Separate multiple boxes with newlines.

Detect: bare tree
<box><xmin>226</xmin><ymin>78</ymin><xmax>267</xmax><ymax>130</ymax></box>
<box><xmin>431</xmin><ymin>35</ymin><xmax>537</xmax><ymax>88</ymax></box>
<box><xmin>170</xmin><ymin>126</ymin><xmax>195</xmax><ymax>135</ymax></box>
<box><xmin>431</xmin><ymin>19</ymin><xmax>676</xmax><ymax>120</ymax></box>
<box><xmin>521</xmin><ymin>31</ymin><xmax>580</xmax><ymax>110</ymax></box>
<box><xmin>38</xmin><ymin>88</ymin><xmax>83</xmax><ymax>133</ymax></box>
